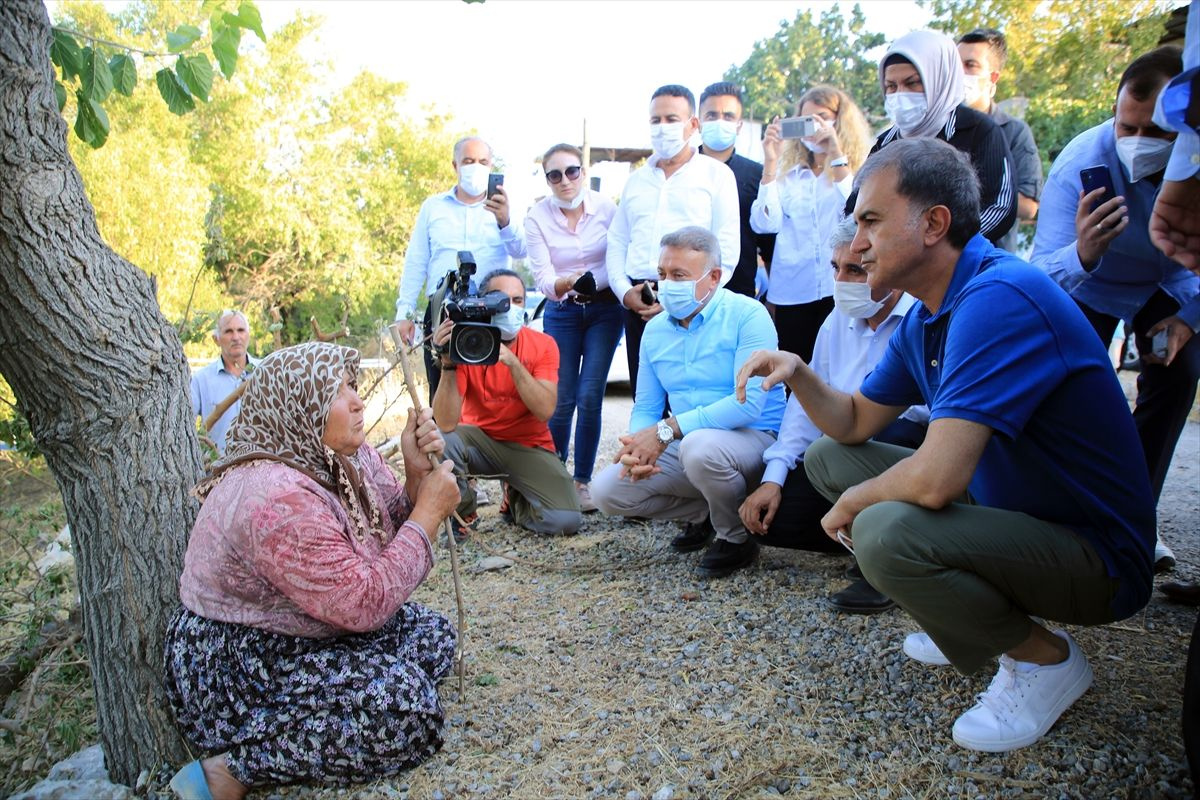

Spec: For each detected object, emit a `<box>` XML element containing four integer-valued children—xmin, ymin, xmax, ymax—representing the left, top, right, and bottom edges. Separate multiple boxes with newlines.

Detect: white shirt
<box><xmin>761</xmin><ymin>294</ymin><xmax>930</xmax><ymax>486</ymax></box>
<box><xmin>605</xmin><ymin>147</ymin><xmax>740</xmax><ymax>306</ymax></box>
<box><xmin>394</xmin><ymin>189</ymin><xmax>527</xmax><ymax>320</ymax></box>
<box><xmin>750</xmin><ymin>165</ymin><xmax>852</xmax><ymax>306</ymax></box>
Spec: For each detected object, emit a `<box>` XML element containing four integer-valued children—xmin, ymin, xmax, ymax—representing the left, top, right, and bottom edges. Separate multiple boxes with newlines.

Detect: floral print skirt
<box><xmin>163</xmin><ymin>603</ymin><xmax>456</xmax><ymax>787</ymax></box>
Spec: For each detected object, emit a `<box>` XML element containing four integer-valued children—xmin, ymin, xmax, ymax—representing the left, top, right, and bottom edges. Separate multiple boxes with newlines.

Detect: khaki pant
<box><xmin>804</xmin><ymin>437</ymin><xmax>1119</xmax><ymax>674</ymax></box>
<box><xmin>444</xmin><ymin>426</ymin><xmax>581</xmax><ymax>535</ymax></box>
<box><xmin>591</xmin><ymin>428</ymin><xmax>776</xmax><ymax>544</ymax></box>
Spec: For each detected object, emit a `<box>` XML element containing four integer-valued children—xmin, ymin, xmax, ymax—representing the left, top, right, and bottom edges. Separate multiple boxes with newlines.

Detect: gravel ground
<box><xmin>271</xmin><ymin>373</ymin><xmax>1197</xmax><ymax>799</ymax></box>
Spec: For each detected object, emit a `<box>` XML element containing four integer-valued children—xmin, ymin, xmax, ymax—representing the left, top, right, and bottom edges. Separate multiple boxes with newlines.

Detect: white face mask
<box><xmin>1114</xmin><ymin>134</ymin><xmax>1175</xmax><ymax>183</ymax></box>
<box><xmin>833</xmin><ymin>281</ymin><xmax>889</xmax><ymax>319</ymax></box>
<box><xmin>550</xmin><ymin>191</ymin><xmax>586</xmax><ymax>210</ymax></box>
<box><xmin>650</xmin><ymin>122</ymin><xmax>689</xmax><ymax>160</ymax></box>
<box><xmin>492</xmin><ymin>304</ymin><xmax>526</xmax><ymax>340</ymax></box>
<box><xmin>884</xmin><ymin>92</ymin><xmax>928</xmax><ymax>135</ymax></box>
<box><xmin>961</xmin><ymin>74</ymin><xmax>991</xmax><ymax>108</ymax></box>
<box><xmin>457</xmin><ymin>163</ymin><xmax>490</xmax><ymax>198</ymax></box>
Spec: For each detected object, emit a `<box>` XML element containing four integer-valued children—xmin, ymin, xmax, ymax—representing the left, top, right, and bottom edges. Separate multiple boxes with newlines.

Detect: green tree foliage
<box><xmin>50</xmin><ymin>0</ymin><xmax>266</xmax><ymax>148</ymax></box>
<box><xmin>187</xmin><ymin>17</ymin><xmax>463</xmax><ymax>346</ymax></box>
<box><xmin>52</xmin><ymin>2</ymin><xmax>465</xmax><ymax>355</ymax></box>
<box><xmin>922</xmin><ymin>0</ymin><xmax>1169</xmax><ymax>165</ymax></box>
<box><xmin>724</xmin><ymin>3</ymin><xmax>885</xmax><ymax>124</ymax></box>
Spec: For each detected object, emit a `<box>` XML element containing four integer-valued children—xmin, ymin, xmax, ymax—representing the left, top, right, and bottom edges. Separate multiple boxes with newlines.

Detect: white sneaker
<box><xmin>575</xmin><ymin>483</ymin><xmax>597</xmax><ymax>513</ymax></box>
<box><xmin>1155</xmin><ymin>535</ymin><xmax>1176</xmax><ymax>573</ymax></box>
<box><xmin>951</xmin><ymin>630</ymin><xmax>1092</xmax><ymax>752</ymax></box>
<box><xmin>903</xmin><ymin>631</ymin><xmax>951</xmax><ymax>666</ymax></box>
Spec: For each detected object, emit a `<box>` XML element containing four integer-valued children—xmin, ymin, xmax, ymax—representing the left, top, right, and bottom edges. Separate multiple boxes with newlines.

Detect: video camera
<box><xmin>439</xmin><ymin>251</ymin><xmax>510</xmax><ymax>365</ymax></box>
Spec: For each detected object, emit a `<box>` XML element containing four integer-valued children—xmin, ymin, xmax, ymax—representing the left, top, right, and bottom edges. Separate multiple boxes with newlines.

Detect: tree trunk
<box><xmin>0</xmin><ymin>0</ymin><xmax>199</xmax><ymax>783</ymax></box>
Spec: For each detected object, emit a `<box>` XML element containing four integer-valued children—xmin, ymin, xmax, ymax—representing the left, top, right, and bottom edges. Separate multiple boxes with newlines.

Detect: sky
<box><xmin>256</xmin><ymin>0</ymin><xmax>932</xmax><ymax>206</ymax></box>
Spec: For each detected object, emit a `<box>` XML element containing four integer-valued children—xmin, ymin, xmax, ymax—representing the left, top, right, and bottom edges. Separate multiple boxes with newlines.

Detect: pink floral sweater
<box><xmin>179</xmin><ymin>445</ymin><xmax>435</xmax><ymax>638</ymax></box>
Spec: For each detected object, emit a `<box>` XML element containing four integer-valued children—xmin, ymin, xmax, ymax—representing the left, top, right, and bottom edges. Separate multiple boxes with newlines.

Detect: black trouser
<box><xmin>757</xmin><ymin>416</ymin><xmax>928</xmax><ymax>551</ymax></box>
<box><xmin>1076</xmin><ymin>290</ymin><xmax>1200</xmax><ymax>501</ymax></box>
<box><xmin>773</xmin><ymin>297</ymin><xmax>835</xmax><ymax>363</ymax></box>
<box><xmin>1185</xmin><ymin>610</ymin><xmax>1200</xmax><ymax>788</ymax></box>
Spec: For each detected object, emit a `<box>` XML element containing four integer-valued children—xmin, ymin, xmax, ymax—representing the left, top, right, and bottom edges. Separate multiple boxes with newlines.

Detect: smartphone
<box><xmin>1079</xmin><ymin>165</ymin><xmax>1115</xmax><ymax>213</ymax></box>
<box><xmin>780</xmin><ymin>115</ymin><xmax>819</xmax><ymax>140</ymax></box>
<box><xmin>835</xmin><ymin>529</ymin><xmax>855</xmax><ymax>555</ymax></box>
<box><xmin>640</xmin><ymin>281</ymin><xmax>657</xmax><ymax>305</ymax></box>
<box><xmin>573</xmin><ymin>271</ymin><xmax>597</xmax><ymax>296</ymax></box>
<box><xmin>1152</xmin><ymin>329</ymin><xmax>1169</xmax><ymax>359</ymax></box>
<box><xmin>487</xmin><ymin>173</ymin><xmax>504</xmax><ymax>200</ymax></box>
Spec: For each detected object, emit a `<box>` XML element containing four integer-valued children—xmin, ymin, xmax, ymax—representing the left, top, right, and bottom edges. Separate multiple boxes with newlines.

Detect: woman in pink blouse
<box><xmin>165</xmin><ymin>342</ymin><xmax>460</xmax><ymax>800</ymax></box>
<box><xmin>526</xmin><ymin>143</ymin><xmax>621</xmax><ymax>512</ymax></box>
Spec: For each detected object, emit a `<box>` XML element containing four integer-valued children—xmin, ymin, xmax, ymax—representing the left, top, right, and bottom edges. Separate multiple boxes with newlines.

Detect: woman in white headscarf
<box><xmin>871</xmin><ymin>29</ymin><xmax>1018</xmax><ymax>243</ymax></box>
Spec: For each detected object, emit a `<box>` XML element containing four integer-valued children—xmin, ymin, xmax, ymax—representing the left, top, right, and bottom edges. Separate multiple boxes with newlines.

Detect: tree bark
<box><xmin>0</xmin><ymin>0</ymin><xmax>199</xmax><ymax>783</ymax></box>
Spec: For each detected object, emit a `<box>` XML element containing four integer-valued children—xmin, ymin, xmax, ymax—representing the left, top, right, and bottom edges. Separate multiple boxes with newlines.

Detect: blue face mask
<box><xmin>659</xmin><ymin>270</ymin><xmax>714</xmax><ymax>320</ymax></box>
<box><xmin>492</xmin><ymin>304</ymin><xmax>525</xmax><ymax>340</ymax></box>
<box><xmin>701</xmin><ymin>120</ymin><xmax>738</xmax><ymax>152</ymax></box>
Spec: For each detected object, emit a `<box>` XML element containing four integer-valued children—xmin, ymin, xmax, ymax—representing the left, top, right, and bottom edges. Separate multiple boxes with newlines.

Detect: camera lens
<box><xmin>453</xmin><ymin>324</ymin><xmax>497</xmax><ymax>364</ymax></box>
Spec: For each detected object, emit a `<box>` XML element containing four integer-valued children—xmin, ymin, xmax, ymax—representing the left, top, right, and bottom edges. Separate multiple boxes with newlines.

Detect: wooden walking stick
<box><xmin>388</xmin><ymin>323</ymin><xmax>468</xmax><ymax>693</ymax></box>
<box><xmin>203</xmin><ymin>379</ymin><xmax>248</xmax><ymax>434</ymax></box>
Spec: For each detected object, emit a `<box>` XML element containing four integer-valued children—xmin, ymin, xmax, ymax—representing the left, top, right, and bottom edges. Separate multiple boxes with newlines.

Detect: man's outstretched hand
<box><xmin>1149</xmin><ymin>177</ymin><xmax>1200</xmax><ymax>273</ymax></box>
<box><xmin>735</xmin><ymin>349</ymin><xmax>802</xmax><ymax>402</ymax></box>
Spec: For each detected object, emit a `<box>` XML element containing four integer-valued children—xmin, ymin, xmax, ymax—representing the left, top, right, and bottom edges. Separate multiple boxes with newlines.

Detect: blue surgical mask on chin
<box><xmin>492</xmin><ymin>305</ymin><xmax>525</xmax><ymax>340</ymax></box>
<box><xmin>659</xmin><ymin>271</ymin><xmax>714</xmax><ymax>320</ymax></box>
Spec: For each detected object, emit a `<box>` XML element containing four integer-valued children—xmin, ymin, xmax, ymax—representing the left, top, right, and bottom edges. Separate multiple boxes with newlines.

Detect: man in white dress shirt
<box><xmin>605</xmin><ymin>84</ymin><xmax>740</xmax><ymax>395</ymax></box>
<box><xmin>739</xmin><ymin>217</ymin><xmax>928</xmax><ymax>612</ymax></box>
<box><xmin>394</xmin><ymin>136</ymin><xmax>527</xmax><ymax>400</ymax></box>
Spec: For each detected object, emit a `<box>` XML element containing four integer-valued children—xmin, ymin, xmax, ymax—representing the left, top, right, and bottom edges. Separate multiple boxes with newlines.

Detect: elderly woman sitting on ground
<box><xmin>164</xmin><ymin>342</ymin><xmax>461</xmax><ymax>800</ymax></box>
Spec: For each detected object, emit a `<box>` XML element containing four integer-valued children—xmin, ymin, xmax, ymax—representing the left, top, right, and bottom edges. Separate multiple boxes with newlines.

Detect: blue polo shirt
<box><xmin>861</xmin><ymin>234</ymin><xmax>1155</xmax><ymax>618</ymax></box>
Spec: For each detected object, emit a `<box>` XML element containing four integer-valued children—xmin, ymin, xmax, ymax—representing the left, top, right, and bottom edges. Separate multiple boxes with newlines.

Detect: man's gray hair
<box><xmin>659</xmin><ymin>226</ymin><xmax>720</xmax><ymax>271</ymax></box>
<box><xmin>214</xmin><ymin>309</ymin><xmax>248</xmax><ymax>336</ymax></box>
<box><xmin>853</xmin><ymin>139</ymin><xmax>981</xmax><ymax>248</ymax></box>
<box><xmin>827</xmin><ymin>215</ymin><xmax>858</xmax><ymax>251</ymax></box>
<box><xmin>453</xmin><ymin>136</ymin><xmax>492</xmax><ymax>163</ymax></box>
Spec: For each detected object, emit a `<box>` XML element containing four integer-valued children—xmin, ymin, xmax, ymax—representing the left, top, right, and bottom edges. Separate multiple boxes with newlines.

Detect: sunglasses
<box><xmin>545</xmin><ymin>165</ymin><xmax>582</xmax><ymax>184</ymax></box>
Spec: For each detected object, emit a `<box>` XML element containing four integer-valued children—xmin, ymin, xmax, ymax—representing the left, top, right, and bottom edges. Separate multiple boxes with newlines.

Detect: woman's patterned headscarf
<box><xmin>194</xmin><ymin>342</ymin><xmax>382</xmax><ymax>541</ymax></box>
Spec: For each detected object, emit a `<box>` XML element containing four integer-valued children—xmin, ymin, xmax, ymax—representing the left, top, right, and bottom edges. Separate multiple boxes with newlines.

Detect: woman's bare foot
<box><xmin>200</xmin><ymin>754</ymin><xmax>248</xmax><ymax>800</ymax></box>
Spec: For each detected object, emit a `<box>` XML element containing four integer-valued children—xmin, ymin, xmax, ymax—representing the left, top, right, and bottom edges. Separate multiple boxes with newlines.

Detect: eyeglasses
<box><xmin>545</xmin><ymin>165</ymin><xmax>582</xmax><ymax>184</ymax></box>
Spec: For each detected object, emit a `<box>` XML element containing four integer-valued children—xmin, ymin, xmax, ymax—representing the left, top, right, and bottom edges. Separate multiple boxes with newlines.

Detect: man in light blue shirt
<box><xmin>190</xmin><ymin>310</ymin><xmax>257</xmax><ymax>455</ymax></box>
<box><xmin>393</xmin><ymin>136</ymin><xmax>526</xmax><ymax>400</ymax></box>
<box><xmin>1030</xmin><ymin>45</ymin><xmax>1198</xmax><ymax>570</ymax></box>
<box><xmin>591</xmin><ymin>226</ymin><xmax>786</xmax><ymax>578</ymax></box>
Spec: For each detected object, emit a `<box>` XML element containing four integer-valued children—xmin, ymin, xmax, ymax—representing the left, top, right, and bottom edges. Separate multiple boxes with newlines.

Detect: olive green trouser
<box><xmin>804</xmin><ymin>437</ymin><xmax>1119</xmax><ymax>675</ymax></box>
<box><xmin>444</xmin><ymin>425</ymin><xmax>581</xmax><ymax>535</ymax></box>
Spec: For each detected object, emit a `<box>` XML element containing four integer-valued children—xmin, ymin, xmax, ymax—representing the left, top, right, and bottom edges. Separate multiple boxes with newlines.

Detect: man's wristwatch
<box><xmin>655</xmin><ymin>419</ymin><xmax>674</xmax><ymax>446</ymax></box>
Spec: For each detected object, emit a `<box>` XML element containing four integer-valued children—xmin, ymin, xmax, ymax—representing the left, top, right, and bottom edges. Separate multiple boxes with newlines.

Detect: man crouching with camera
<box><xmin>432</xmin><ymin>269</ymin><xmax>582</xmax><ymax>537</ymax></box>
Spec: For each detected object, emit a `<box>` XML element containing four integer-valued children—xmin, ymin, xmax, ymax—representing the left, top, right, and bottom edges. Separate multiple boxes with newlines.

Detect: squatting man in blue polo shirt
<box><xmin>591</xmin><ymin>226</ymin><xmax>786</xmax><ymax>578</ymax></box>
<box><xmin>737</xmin><ymin>138</ymin><xmax>1155</xmax><ymax>752</ymax></box>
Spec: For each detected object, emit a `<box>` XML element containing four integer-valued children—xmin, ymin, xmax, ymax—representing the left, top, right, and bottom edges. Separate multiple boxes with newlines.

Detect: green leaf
<box><xmin>166</xmin><ymin>23</ymin><xmax>203</xmax><ymax>53</ymax></box>
<box><xmin>237</xmin><ymin>1</ymin><xmax>267</xmax><ymax>42</ymax></box>
<box><xmin>176</xmin><ymin>54</ymin><xmax>214</xmax><ymax>103</ymax></box>
<box><xmin>155</xmin><ymin>68</ymin><xmax>195</xmax><ymax>115</ymax></box>
<box><xmin>211</xmin><ymin>23</ymin><xmax>241</xmax><ymax>79</ymax></box>
<box><xmin>108</xmin><ymin>53</ymin><xmax>136</xmax><ymax>97</ymax></box>
<box><xmin>81</xmin><ymin>47</ymin><xmax>113</xmax><ymax>103</ymax></box>
<box><xmin>474</xmin><ymin>673</ymin><xmax>499</xmax><ymax>686</ymax></box>
<box><xmin>73</xmin><ymin>91</ymin><xmax>109</xmax><ymax>147</ymax></box>
<box><xmin>54</xmin><ymin>81</ymin><xmax>66</xmax><ymax>112</ymax></box>
<box><xmin>50</xmin><ymin>30</ymin><xmax>82</xmax><ymax>81</ymax></box>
